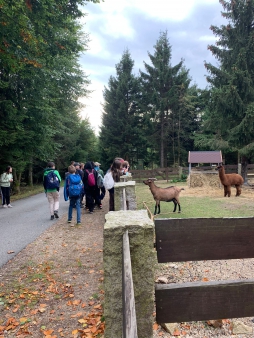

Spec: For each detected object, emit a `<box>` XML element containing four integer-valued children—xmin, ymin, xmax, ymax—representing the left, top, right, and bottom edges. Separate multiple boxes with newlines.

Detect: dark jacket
<box><xmin>82</xmin><ymin>162</ymin><xmax>98</xmax><ymax>190</ymax></box>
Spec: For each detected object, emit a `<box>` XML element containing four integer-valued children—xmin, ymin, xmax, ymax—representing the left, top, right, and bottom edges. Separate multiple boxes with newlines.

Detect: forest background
<box><xmin>1</xmin><ymin>0</ymin><xmax>254</xmax><ymax>193</ymax></box>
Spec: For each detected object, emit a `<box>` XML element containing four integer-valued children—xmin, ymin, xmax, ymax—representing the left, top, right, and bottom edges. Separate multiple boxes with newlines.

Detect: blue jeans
<box><xmin>68</xmin><ymin>197</ymin><xmax>81</xmax><ymax>223</ymax></box>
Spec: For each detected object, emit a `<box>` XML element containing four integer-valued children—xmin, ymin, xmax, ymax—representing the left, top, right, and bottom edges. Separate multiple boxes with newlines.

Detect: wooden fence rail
<box><xmin>130</xmin><ymin>165</ymin><xmax>254</xmax><ymax>182</ymax></box>
<box><xmin>155</xmin><ymin>217</ymin><xmax>254</xmax><ymax>323</ymax></box>
<box><xmin>122</xmin><ymin>230</ymin><xmax>138</xmax><ymax>338</ymax></box>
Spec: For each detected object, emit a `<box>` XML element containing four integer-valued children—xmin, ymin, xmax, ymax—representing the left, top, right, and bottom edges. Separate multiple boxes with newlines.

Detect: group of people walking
<box><xmin>1</xmin><ymin>157</ymin><xmax>130</xmax><ymax>225</ymax></box>
<box><xmin>43</xmin><ymin>160</ymin><xmax>105</xmax><ymax>225</ymax></box>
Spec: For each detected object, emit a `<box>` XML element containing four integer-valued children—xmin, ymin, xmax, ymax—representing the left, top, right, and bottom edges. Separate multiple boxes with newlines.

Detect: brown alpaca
<box><xmin>216</xmin><ymin>164</ymin><xmax>244</xmax><ymax>197</ymax></box>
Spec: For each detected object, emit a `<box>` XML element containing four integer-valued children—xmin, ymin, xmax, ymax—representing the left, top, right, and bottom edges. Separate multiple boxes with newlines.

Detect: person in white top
<box><xmin>0</xmin><ymin>166</ymin><xmax>13</xmax><ymax>208</ymax></box>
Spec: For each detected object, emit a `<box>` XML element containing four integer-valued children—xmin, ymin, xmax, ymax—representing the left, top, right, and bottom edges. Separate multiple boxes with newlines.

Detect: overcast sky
<box><xmin>79</xmin><ymin>0</ymin><xmax>227</xmax><ymax>134</ymax></box>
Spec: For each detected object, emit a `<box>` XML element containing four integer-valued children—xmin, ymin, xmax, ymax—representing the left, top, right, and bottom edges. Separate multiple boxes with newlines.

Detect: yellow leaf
<box><xmin>20</xmin><ymin>317</ymin><xmax>27</xmax><ymax>322</ymax></box>
<box><xmin>43</xmin><ymin>329</ymin><xmax>54</xmax><ymax>335</ymax></box>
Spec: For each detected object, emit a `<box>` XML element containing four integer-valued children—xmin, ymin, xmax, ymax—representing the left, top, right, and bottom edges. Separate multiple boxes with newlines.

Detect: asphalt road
<box><xmin>0</xmin><ymin>191</ymin><xmax>68</xmax><ymax>268</ymax></box>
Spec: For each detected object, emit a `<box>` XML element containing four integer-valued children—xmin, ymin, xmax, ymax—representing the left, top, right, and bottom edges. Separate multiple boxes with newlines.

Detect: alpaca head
<box><xmin>216</xmin><ymin>163</ymin><xmax>223</xmax><ymax>172</ymax></box>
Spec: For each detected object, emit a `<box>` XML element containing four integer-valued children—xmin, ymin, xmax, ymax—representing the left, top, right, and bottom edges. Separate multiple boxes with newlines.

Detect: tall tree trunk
<box><xmin>12</xmin><ymin>170</ymin><xmax>21</xmax><ymax>194</ymax></box>
<box><xmin>160</xmin><ymin>112</ymin><xmax>164</xmax><ymax>167</ymax></box>
<box><xmin>241</xmin><ymin>156</ymin><xmax>249</xmax><ymax>183</ymax></box>
<box><xmin>177</xmin><ymin>108</ymin><xmax>181</xmax><ymax>166</ymax></box>
<box><xmin>28</xmin><ymin>159</ymin><xmax>33</xmax><ymax>186</ymax></box>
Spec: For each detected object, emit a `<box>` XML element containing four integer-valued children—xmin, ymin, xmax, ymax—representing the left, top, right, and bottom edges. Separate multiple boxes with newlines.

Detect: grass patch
<box><xmin>136</xmin><ymin>181</ymin><xmax>254</xmax><ymax>218</ymax></box>
<box><xmin>11</xmin><ymin>184</ymin><xmax>45</xmax><ymax>201</ymax></box>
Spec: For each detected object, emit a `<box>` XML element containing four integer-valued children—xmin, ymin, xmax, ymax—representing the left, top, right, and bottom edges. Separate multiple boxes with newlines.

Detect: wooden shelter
<box><xmin>188</xmin><ymin>151</ymin><xmax>222</xmax><ymax>173</ymax></box>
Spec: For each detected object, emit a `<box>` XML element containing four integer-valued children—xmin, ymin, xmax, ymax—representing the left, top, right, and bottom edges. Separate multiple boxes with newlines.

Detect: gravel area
<box><xmin>153</xmin><ymin>185</ymin><xmax>254</xmax><ymax>338</ymax></box>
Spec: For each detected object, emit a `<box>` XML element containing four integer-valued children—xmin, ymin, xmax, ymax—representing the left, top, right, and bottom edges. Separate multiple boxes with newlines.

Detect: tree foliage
<box><xmin>99</xmin><ymin>50</ymin><xmax>146</xmax><ymax>169</ymax></box>
<box><xmin>140</xmin><ymin>31</ymin><xmax>200</xmax><ymax>167</ymax></box>
<box><xmin>197</xmin><ymin>0</ymin><xmax>254</xmax><ymax>169</ymax></box>
<box><xmin>0</xmin><ymin>0</ymin><xmax>99</xmax><ymax>187</ymax></box>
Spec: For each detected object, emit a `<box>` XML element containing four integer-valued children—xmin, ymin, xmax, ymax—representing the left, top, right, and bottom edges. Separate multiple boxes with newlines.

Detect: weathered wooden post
<box><xmin>103</xmin><ymin>210</ymin><xmax>155</xmax><ymax>338</ymax></box>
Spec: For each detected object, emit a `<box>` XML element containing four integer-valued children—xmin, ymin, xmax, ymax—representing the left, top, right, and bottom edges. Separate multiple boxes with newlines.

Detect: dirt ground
<box><xmin>0</xmin><ymin>195</ymin><xmax>106</xmax><ymax>338</ymax></box>
<box><xmin>1</xmin><ymin>184</ymin><xmax>254</xmax><ymax>338</ymax></box>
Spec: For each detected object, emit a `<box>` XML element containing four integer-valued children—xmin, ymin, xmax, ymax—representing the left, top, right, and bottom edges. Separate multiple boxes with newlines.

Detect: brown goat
<box><xmin>216</xmin><ymin>164</ymin><xmax>244</xmax><ymax>197</ymax></box>
<box><xmin>143</xmin><ymin>178</ymin><xmax>184</xmax><ymax>215</ymax></box>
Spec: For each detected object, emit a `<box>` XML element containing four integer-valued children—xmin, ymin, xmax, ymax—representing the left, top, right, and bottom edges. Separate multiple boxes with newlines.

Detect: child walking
<box><xmin>43</xmin><ymin>162</ymin><xmax>61</xmax><ymax>220</ymax></box>
<box><xmin>64</xmin><ymin>165</ymin><xmax>84</xmax><ymax>226</ymax></box>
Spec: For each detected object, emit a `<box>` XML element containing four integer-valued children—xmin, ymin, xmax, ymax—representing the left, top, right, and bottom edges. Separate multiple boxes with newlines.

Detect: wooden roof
<box><xmin>188</xmin><ymin>151</ymin><xmax>222</xmax><ymax>164</ymax></box>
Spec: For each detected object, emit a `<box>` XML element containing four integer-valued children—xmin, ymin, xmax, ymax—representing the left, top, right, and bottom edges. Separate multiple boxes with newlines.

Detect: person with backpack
<box><xmin>0</xmin><ymin>165</ymin><xmax>14</xmax><ymax>208</ymax></box>
<box><xmin>64</xmin><ymin>165</ymin><xmax>84</xmax><ymax>226</ymax></box>
<box><xmin>82</xmin><ymin>161</ymin><xmax>98</xmax><ymax>214</ymax></box>
<box><xmin>94</xmin><ymin>161</ymin><xmax>105</xmax><ymax>202</ymax></box>
<box><xmin>43</xmin><ymin>161</ymin><xmax>61</xmax><ymax>220</ymax></box>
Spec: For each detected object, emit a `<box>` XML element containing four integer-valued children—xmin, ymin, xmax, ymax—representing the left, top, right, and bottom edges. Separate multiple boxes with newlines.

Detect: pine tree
<box><xmin>99</xmin><ymin>50</ymin><xmax>145</xmax><ymax>168</ymax></box>
<box><xmin>201</xmin><ymin>0</ymin><xmax>254</xmax><ymax>176</ymax></box>
<box><xmin>140</xmin><ymin>31</ymin><xmax>193</xmax><ymax>167</ymax></box>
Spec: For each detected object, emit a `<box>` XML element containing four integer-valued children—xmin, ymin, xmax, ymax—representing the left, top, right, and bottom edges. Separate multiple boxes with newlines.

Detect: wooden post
<box><xmin>122</xmin><ymin>231</ymin><xmax>138</xmax><ymax>338</ymax></box>
<box><xmin>179</xmin><ymin>166</ymin><xmax>182</xmax><ymax>179</ymax></box>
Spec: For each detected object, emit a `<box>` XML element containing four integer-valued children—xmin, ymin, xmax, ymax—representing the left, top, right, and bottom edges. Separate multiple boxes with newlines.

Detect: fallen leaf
<box><xmin>173</xmin><ymin>329</ymin><xmax>181</xmax><ymax>336</ymax></box>
<box><xmin>43</xmin><ymin>329</ymin><xmax>54</xmax><ymax>335</ymax></box>
<box><xmin>7</xmin><ymin>251</ymin><xmax>15</xmax><ymax>254</ymax></box>
<box><xmin>153</xmin><ymin>323</ymin><xmax>159</xmax><ymax>330</ymax></box>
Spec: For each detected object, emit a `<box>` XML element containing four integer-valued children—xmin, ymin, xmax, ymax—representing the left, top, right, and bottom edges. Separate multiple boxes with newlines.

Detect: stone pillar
<box><xmin>114</xmin><ymin>181</ymin><xmax>137</xmax><ymax>211</ymax></box>
<box><xmin>120</xmin><ymin>173</ymin><xmax>133</xmax><ymax>182</ymax></box>
<box><xmin>103</xmin><ymin>210</ymin><xmax>155</xmax><ymax>338</ymax></box>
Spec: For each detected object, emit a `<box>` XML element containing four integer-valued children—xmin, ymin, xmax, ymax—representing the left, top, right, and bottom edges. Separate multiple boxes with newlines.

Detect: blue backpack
<box><xmin>45</xmin><ymin>170</ymin><xmax>60</xmax><ymax>190</ymax></box>
<box><xmin>68</xmin><ymin>174</ymin><xmax>83</xmax><ymax>197</ymax></box>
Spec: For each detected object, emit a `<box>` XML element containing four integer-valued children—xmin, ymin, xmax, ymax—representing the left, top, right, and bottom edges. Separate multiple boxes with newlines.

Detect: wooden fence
<box><xmin>130</xmin><ymin>164</ymin><xmax>254</xmax><ymax>182</ymax></box>
<box><xmin>122</xmin><ymin>231</ymin><xmax>138</xmax><ymax>338</ymax></box>
<box><xmin>155</xmin><ymin>217</ymin><xmax>254</xmax><ymax>323</ymax></box>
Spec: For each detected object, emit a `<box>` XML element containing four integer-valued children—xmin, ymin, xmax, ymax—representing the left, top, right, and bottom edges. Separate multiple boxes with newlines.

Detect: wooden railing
<box><xmin>122</xmin><ymin>230</ymin><xmax>138</xmax><ymax>338</ymax></box>
<box><xmin>130</xmin><ymin>164</ymin><xmax>254</xmax><ymax>182</ymax></box>
<box><xmin>155</xmin><ymin>217</ymin><xmax>254</xmax><ymax>323</ymax></box>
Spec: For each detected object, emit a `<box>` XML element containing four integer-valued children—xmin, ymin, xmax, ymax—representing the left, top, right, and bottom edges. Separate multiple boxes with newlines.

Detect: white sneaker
<box><xmin>2</xmin><ymin>204</ymin><xmax>7</xmax><ymax>208</ymax></box>
<box><xmin>7</xmin><ymin>204</ymin><xmax>13</xmax><ymax>208</ymax></box>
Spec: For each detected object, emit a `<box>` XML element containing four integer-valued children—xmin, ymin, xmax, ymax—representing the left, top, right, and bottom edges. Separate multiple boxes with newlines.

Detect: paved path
<box><xmin>0</xmin><ymin>192</ymin><xmax>68</xmax><ymax>268</ymax></box>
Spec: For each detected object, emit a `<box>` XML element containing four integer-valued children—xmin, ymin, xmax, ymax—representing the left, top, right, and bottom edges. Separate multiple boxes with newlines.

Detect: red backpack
<box><xmin>86</xmin><ymin>169</ymin><xmax>96</xmax><ymax>187</ymax></box>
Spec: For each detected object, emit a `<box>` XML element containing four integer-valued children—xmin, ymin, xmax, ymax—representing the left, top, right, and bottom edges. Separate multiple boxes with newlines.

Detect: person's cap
<box><xmin>73</xmin><ymin>162</ymin><xmax>80</xmax><ymax>167</ymax></box>
<box><xmin>94</xmin><ymin>162</ymin><xmax>101</xmax><ymax>166</ymax></box>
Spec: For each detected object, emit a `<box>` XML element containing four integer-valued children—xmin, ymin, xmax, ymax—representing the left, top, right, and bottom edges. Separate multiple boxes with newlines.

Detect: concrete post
<box><xmin>114</xmin><ymin>181</ymin><xmax>137</xmax><ymax>211</ymax></box>
<box><xmin>103</xmin><ymin>210</ymin><xmax>155</xmax><ymax>338</ymax></box>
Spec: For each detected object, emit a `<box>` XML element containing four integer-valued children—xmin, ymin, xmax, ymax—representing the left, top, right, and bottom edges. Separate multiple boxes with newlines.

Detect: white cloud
<box><xmin>199</xmin><ymin>35</ymin><xmax>217</xmax><ymax>42</ymax></box>
<box><xmin>80</xmin><ymin>0</ymin><xmax>223</xmax><ymax>134</ymax></box>
<box><xmin>80</xmin><ymin>80</ymin><xmax>105</xmax><ymax>135</ymax></box>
